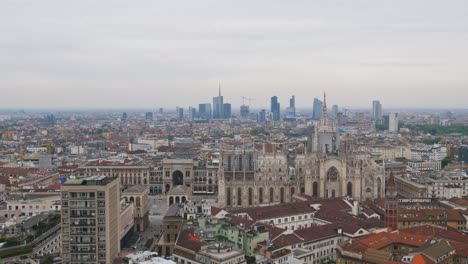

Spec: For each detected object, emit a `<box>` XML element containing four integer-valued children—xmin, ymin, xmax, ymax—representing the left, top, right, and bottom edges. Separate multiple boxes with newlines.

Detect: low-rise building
<box><xmin>122</xmin><ymin>185</ymin><xmax>150</xmax><ymax>232</ymax></box>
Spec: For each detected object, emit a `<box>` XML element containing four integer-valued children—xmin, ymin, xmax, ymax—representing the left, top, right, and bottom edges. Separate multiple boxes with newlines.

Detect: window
<box><xmin>98</xmin><ymin>192</ymin><xmax>105</xmax><ymax>198</ymax></box>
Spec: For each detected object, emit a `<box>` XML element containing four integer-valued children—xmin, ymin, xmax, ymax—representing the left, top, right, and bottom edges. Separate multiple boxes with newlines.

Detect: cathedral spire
<box><xmin>321</xmin><ymin>91</ymin><xmax>328</xmax><ymax>125</ymax></box>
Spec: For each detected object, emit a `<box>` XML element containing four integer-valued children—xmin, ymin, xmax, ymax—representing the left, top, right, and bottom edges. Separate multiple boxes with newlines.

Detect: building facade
<box><xmin>218</xmin><ymin>96</ymin><xmax>385</xmax><ymax>208</ymax></box>
<box><xmin>61</xmin><ymin>176</ymin><xmax>121</xmax><ymax>264</ymax></box>
<box><xmin>122</xmin><ymin>185</ymin><xmax>150</xmax><ymax>232</ymax></box>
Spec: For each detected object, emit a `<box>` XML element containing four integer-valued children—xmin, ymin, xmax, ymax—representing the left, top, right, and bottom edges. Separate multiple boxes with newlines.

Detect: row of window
<box><xmin>62</xmin><ymin>192</ymin><xmax>105</xmax><ymax>199</ymax></box>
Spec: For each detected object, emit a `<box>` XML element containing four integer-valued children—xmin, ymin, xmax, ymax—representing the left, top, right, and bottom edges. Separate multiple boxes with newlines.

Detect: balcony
<box><xmin>70</xmin><ymin>224</ymin><xmax>97</xmax><ymax>228</ymax></box>
<box><xmin>70</xmin><ymin>213</ymin><xmax>96</xmax><ymax>218</ymax></box>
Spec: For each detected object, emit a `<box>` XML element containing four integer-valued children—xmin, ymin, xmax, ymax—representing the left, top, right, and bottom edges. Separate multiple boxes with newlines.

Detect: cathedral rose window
<box><xmin>327</xmin><ymin>167</ymin><xmax>339</xmax><ymax>181</ymax></box>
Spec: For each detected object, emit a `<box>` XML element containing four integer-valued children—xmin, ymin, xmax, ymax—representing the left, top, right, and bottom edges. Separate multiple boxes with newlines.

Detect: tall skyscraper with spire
<box><xmin>212</xmin><ymin>83</ymin><xmax>224</xmax><ymax>119</ymax></box>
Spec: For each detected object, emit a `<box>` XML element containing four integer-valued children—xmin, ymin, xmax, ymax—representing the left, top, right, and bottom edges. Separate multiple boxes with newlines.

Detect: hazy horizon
<box><xmin>1</xmin><ymin>0</ymin><xmax>468</xmax><ymax>109</ymax></box>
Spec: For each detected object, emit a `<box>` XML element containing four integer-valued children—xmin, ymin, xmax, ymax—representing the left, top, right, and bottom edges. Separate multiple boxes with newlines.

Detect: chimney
<box><xmin>336</xmin><ymin>225</ymin><xmax>343</xmax><ymax>234</ymax></box>
<box><xmin>352</xmin><ymin>201</ymin><xmax>360</xmax><ymax>216</ymax></box>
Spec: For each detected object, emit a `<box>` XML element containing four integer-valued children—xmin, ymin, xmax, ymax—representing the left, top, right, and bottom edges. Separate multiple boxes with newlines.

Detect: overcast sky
<box><xmin>1</xmin><ymin>0</ymin><xmax>468</xmax><ymax>110</ymax></box>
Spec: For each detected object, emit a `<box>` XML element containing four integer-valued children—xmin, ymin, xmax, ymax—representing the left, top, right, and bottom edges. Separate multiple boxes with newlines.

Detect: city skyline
<box><xmin>2</xmin><ymin>0</ymin><xmax>468</xmax><ymax>109</ymax></box>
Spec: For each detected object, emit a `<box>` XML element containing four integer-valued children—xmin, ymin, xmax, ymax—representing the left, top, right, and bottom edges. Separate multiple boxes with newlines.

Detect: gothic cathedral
<box><xmin>218</xmin><ymin>94</ymin><xmax>385</xmax><ymax>208</ymax></box>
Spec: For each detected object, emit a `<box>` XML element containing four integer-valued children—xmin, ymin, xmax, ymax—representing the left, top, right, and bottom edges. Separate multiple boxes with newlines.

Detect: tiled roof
<box><xmin>211</xmin><ymin>206</ymin><xmax>222</xmax><ymax>216</ymax></box>
<box><xmin>342</xmin><ymin>231</ymin><xmax>431</xmax><ymax>254</ymax></box>
<box><xmin>448</xmin><ymin>197</ymin><xmax>468</xmax><ymax>207</ymax></box>
<box><xmin>315</xmin><ymin>207</ymin><xmax>383</xmax><ymax>233</ymax></box>
<box><xmin>421</xmin><ymin>240</ymin><xmax>454</xmax><ymax>262</ymax></box>
<box><xmin>400</xmin><ymin>225</ymin><xmax>468</xmax><ymax>244</ymax></box>
<box><xmin>410</xmin><ymin>253</ymin><xmax>434</xmax><ymax>264</ymax></box>
<box><xmin>271</xmin><ymin>233</ymin><xmax>302</xmax><ymax>248</ymax></box>
<box><xmin>271</xmin><ymin>224</ymin><xmax>340</xmax><ymax>248</ymax></box>
<box><xmin>176</xmin><ymin>228</ymin><xmax>208</xmax><ymax>252</ymax></box>
<box><xmin>226</xmin><ymin>214</ymin><xmax>256</xmax><ymax>228</ymax></box>
<box><xmin>362</xmin><ymin>248</ymin><xmax>392</xmax><ymax>264</ymax></box>
<box><xmin>230</xmin><ymin>201</ymin><xmax>316</xmax><ymax>221</ymax></box>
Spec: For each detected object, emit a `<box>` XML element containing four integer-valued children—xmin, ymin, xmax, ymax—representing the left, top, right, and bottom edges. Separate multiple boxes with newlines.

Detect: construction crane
<box><xmin>241</xmin><ymin>96</ymin><xmax>255</xmax><ymax>106</ymax></box>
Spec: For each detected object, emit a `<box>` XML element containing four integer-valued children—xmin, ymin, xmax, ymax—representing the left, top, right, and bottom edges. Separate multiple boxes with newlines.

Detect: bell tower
<box><xmin>384</xmin><ymin>172</ymin><xmax>398</xmax><ymax>230</ymax></box>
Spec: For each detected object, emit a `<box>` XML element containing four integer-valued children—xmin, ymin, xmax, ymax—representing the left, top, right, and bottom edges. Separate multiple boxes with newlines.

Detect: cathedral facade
<box><xmin>217</xmin><ymin>95</ymin><xmax>385</xmax><ymax>209</ymax></box>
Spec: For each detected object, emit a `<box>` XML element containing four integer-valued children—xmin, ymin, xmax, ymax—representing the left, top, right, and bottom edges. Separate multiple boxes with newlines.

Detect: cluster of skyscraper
<box><xmin>372</xmin><ymin>100</ymin><xmax>399</xmax><ymax>132</ymax></box>
<box><xmin>192</xmin><ymin>86</ymin><xmax>231</xmax><ymax>121</ymax></box>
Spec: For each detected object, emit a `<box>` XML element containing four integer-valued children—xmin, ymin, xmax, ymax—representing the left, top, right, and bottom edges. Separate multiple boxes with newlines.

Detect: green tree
<box><xmin>442</xmin><ymin>157</ymin><xmax>453</xmax><ymax>168</ymax></box>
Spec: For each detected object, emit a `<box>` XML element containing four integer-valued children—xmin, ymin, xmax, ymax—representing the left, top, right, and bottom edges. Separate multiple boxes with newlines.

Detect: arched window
<box><xmin>172</xmin><ymin>170</ymin><xmax>183</xmax><ymax>186</ymax></box>
<box><xmin>347</xmin><ymin>182</ymin><xmax>352</xmax><ymax>197</ymax></box>
<box><xmin>280</xmin><ymin>187</ymin><xmax>284</xmax><ymax>203</ymax></box>
<box><xmin>169</xmin><ymin>196</ymin><xmax>174</xmax><ymax>205</ymax></box>
<box><xmin>259</xmin><ymin>188</ymin><xmax>264</xmax><ymax>204</ymax></box>
<box><xmin>248</xmin><ymin>188</ymin><xmax>253</xmax><ymax>206</ymax></box>
<box><xmin>377</xmin><ymin>178</ymin><xmax>382</xmax><ymax>198</ymax></box>
<box><xmin>175</xmin><ymin>196</ymin><xmax>180</xmax><ymax>203</ymax></box>
<box><xmin>269</xmin><ymin>187</ymin><xmax>274</xmax><ymax>203</ymax></box>
<box><xmin>313</xmin><ymin>182</ymin><xmax>318</xmax><ymax>197</ymax></box>
<box><xmin>291</xmin><ymin>187</ymin><xmax>295</xmax><ymax>197</ymax></box>
<box><xmin>226</xmin><ymin>188</ymin><xmax>231</xmax><ymax>206</ymax></box>
<box><xmin>237</xmin><ymin>188</ymin><xmax>242</xmax><ymax>206</ymax></box>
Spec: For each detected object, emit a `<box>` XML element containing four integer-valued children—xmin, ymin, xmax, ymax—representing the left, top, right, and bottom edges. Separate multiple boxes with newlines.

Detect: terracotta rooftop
<box><xmin>175</xmin><ymin>228</ymin><xmax>208</xmax><ymax>252</ymax></box>
<box><xmin>448</xmin><ymin>197</ymin><xmax>468</xmax><ymax>207</ymax></box>
<box><xmin>230</xmin><ymin>201</ymin><xmax>316</xmax><ymax>221</ymax></box>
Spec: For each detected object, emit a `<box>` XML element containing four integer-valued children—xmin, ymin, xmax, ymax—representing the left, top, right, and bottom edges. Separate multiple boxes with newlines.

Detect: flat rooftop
<box><xmin>63</xmin><ymin>175</ymin><xmax>116</xmax><ymax>186</ymax></box>
<box><xmin>123</xmin><ymin>185</ymin><xmax>149</xmax><ymax>193</ymax></box>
